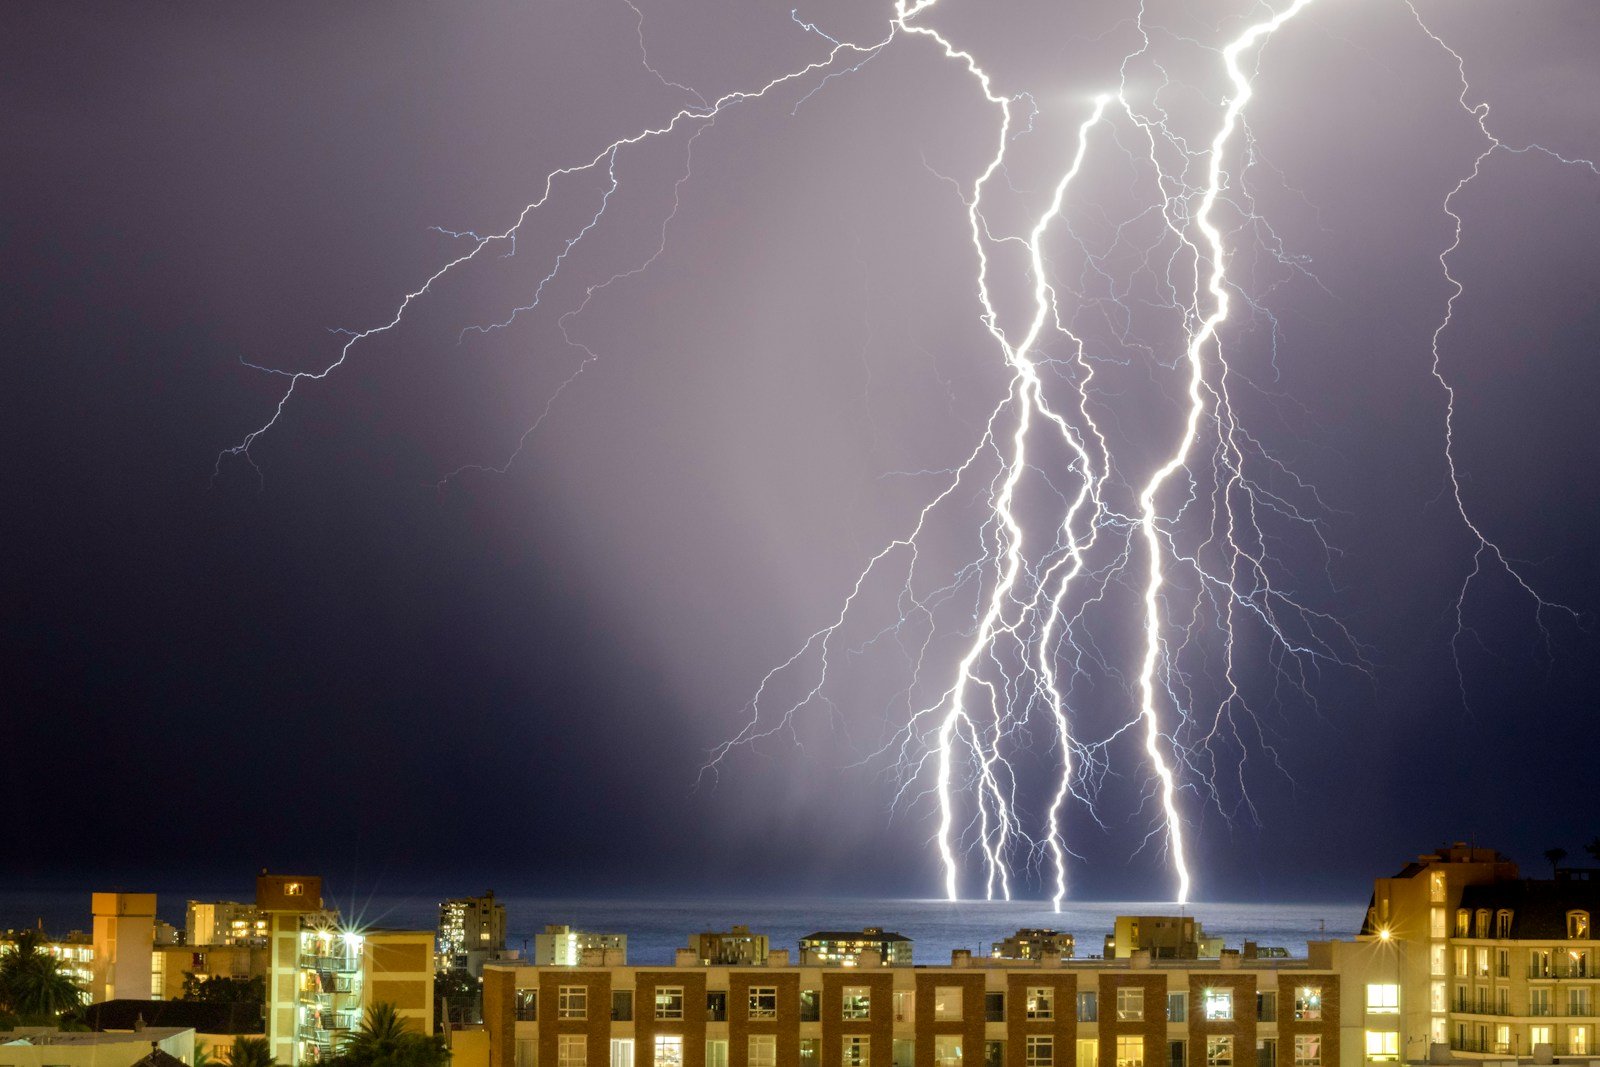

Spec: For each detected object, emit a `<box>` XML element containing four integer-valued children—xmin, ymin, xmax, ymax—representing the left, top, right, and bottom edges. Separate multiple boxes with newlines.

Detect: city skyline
<box><xmin>5</xmin><ymin>0</ymin><xmax>1599</xmax><ymax>901</ymax></box>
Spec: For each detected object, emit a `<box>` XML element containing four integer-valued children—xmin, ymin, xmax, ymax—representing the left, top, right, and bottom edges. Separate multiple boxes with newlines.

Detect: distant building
<box><xmin>798</xmin><ymin>926</ymin><xmax>912</xmax><ymax>966</ymax></box>
<box><xmin>692</xmin><ymin>925</ymin><xmax>769</xmax><ymax>966</ymax></box>
<box><xmin>532</xmin><ymin>925</ymin><xmax>626</xmax><ymax>967</ymax></box>
<box><xmin>1104</xmin><ymin>916</ymin><xmax>1220</xmax><ymax>960</ymax></box>
<box><xmin>439</xmin><ymin>892</ymin><xmax>508</xmax><ymax>975</ymax></box>
<box><xmin>0</xmin><ymin>929</ymin><xmax>94</xmax><ymax>1000</ymax></box>
<box><xmin>187</xmin><ymin>901</ymin><xmax>269</xmax><ymax>947</ymax></box>
<box><xmin>152</xmin><ymin>942</ymin><xmax>268</xmax><ymax>1001</ymax></box>
<box><xmin>0</xmin><ymin>1026</ymin><xmax>193</xmax><ymax>1067</ymax></box>
<box><xmin>991</xmin><ymin>928</ymin><xmax>1075</xmax><ymax>961</ymax></box>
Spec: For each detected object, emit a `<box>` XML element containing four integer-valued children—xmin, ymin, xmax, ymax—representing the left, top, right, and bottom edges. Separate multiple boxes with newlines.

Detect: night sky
<box><xmin>4</xmin><ymin>0</ymin><xmax>1598</xmax><ymax>904</ymax></box>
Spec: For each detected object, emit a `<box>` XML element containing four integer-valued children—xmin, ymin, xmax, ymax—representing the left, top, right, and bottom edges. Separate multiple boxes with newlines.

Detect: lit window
<box><xmin>893</xmin><ymin>991</ymin><xmax>913</xmax><ymax>1023</ymax></box>
<box><xmin>1494</xmin><ymin>1026</ymin><xmax>1511</xmax><ymax>1054</ymax></box>
<box><xmin>560</xmin><ymin>1036</ymin><xmax>588</xmax><ymax>1067</ymax></box>
<box><xmin>1453</xmin><ymin>948</ymin><xmax>1468</xmax><ymax>976</ymax></box>
<box><xmin>1116</xmin><ymin>989</ymin><xmax>1143</xmax><ymax>1022</ymax></box>
<box><xmin>1364</xmin><ymin>1033</ymin><xmax>1398</xmax><ymax>1062</ymax></box>
<box><xmin>1454</xmin><ymin>911</ymin><xmax>1469</xmax><ymax>938</ymax></box>
<box><xmin>1430</xmin><ymin>871</ymin><xmax>1446</xmax><ymax>904</ymax></box>
<box><xmin>749</xmin><ymin>1037</ymin><xmax>776</xmax><ymax>1067</ymax></box>
<box><xmin>935</xmin><ymin>988</ymin><xmax>963</xmax><ymax>1022</ymax></box>
<box><xmin>1569</xmin><ymin>912</ymin><xmax>1591</xmax><ymax>940</ymax></box>
<box><xmin>1292</xmin><ymin>1037</ymin><xmax>1319</xmax><ymax>1067</ymax></box>
<box><xmin>285</xmin><ymin>883</ymin><xmax>304</xmax><ymax>897</ymax></box>
<box><xmin>1115</xmin><ymin>1037</ymin><xmax>1143</xmax><ymax>1067</ymax></box>
<box><xmin>656</xmin><ymin>987</ymin><xmax>684</xmax><ymax>1021</ymax></box>
<box><xmin>1026</xmin><ymin>1037</ymin><xmax>1053</xmax><ymax>1067</ymax></box>
<box><xmin>514</xmin><ymin>988</ymin><xmax>538</xmax><ymax>1021</ymax></box>
<box><xmin>559</xmin><ymin>986</ymin><xmax>588</xmax><ymax>1020</ymax></box>
<box><xmin>1570</xmin><ymin>1027</ymin><xmax>1590</xmax><ymax>1056</ymax></box>
<box><xmin>843</xmin><ymin>988</ymin><xmax>870</xmax><ymax>1020</ymax></box>
<box><xmin>1206</xmin><ymin>1038</ymin><xmax>1232</xmax><ymax>1067</ymax></box>
<box><xmin>748</xmin><ymin>987</ymin><xmax>777</xmax><ymax>1020</ymax></box>
<box><xmin>656</xmin><ymin>1037</ymin><xmax>684</xmax><ymax>1067</ymax></box>
<box><xmin>1202</xmin><ymin>990</ymin><xmax>1233</xmax><ymax>1022</ymax></box>
<box><xmin>1366</xmin><ymin>985</ymin><xmax>1399</xmax><ymax>1014</ymax></box>
<box><xmin>1026</xmin><ymin>988</ymin><xmax>1053</xmax><ymax>1021</ymax></box>
<box><xmin>844</xmin><ymin>1037</ymin><xmax>870</xmax><ymax>1067</ymax></box>
<box><xmin>934</xmin><ymin>1038</ymin><xmax>962</xmax><ymax>1067</ymax></box>
<box><xmin>1530</xmin><ymin>1027</ymin><xmax>1552</xmax><ymax>1050</ymax></box>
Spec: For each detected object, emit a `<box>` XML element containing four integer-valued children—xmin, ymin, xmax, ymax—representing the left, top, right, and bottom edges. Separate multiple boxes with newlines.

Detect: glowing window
<box><xmin>1114</xmin><ymin>1037</ymin><xmax>1143</xmax><ymax>1067</ymax></box>
<box><xmin>748</xmin><ymin>987</ymin><xmax>777</xmax><ymax>1020</ymax></box>
<box><xmin>1530</xmin><ymin>1027</ymin><xmax>1552</xmax><ymax>1049</ymax></box>
<box><xmin>843</xmin><ymin>987</ymin><xmax>870</xmax><ymax>1020</ymax></box>
<box><xmin>1570</xmin><ymin>1027</ymin><xmax>1590</xmax><ymax>1056</ymax></box>
<box><xmin>1292</xmin><ymin>1037</ymin><xmax>1319</xmax><ymax>1067</ymax></box>
<box><xmin>1454</xmin><ymin>910</ymin><xmax>1469</xmax><ymax>938</ymax></box>
<box><xmin>560</xmin><ymin>1036</ymin><xmax>588</xmax><ymax>1067</ymax></box>
<box><xmin>1366</xmin><ymin>985</ymin><xmax>1399</xmax><ymax>1014</ymax></box>
<box><xmin>1206</xmin><ymin>1038</ymin><xmax>1232</xmax><ymax>1067</ymax></box>
<box><xmin>843</xmin><ymin>1037</ymin><xmax>870</xmax><ymax>1067</ymax></box>
<box><xmin>934</xmin><ymin>1038</ymin><xmax>962</xmax><ymax>1067</ymax></box>
<box><xmin>749</xmin><ymin>1037</ymin><xmax>776</xmax><ymax>1067</ymax></box>
<box><xmin>1363</xmin><ymin>1033</ymin><xmax>1398</xmax><ymax>1062</ymax></box>
<box><xmin>1569</xmin><ymin>912</ymin><xmax>1591</xmax><ymax>940</ymax></box>
<box><xmin>655</xmin><ymin>1037</ymin><xmax>683</xmax><ymax>1067</ymax></box>
<box><xmin>560</xmin><ymin>986</ymin><xmax>588</xmax><ymax>1020</ymax></box>
<box><xmin>1026</xmin><ymin>1037</ymin><xmax>1053</xmax><ymax>1067</ymax></box>
<box><xmin>1116</xmin><ymin>989</ymin><xmax>1143</xmax><ymax>1022</ymax></box>
<box><xmin>1202</xmin><ymin>990</ymin><xmax>1233</xmax><ymax>1022</ymax></box>
<box><xmin>1026</xmin><ymin>988</ymin><xmax>1053</xmax><ymax>1021</ymax></box>
<box><xmin>656</xmin><ymin>987</ymin><xmax>684</xmax><ymax>1021</ymax></box>
<box><xmin>935</xmin><ymin>987</ymin><xmax>963</xmax><ymax>1022</ymax></box>
<box><xmin>1294</xmin><ymin>987</ymin><xmax>1322</xmax><ymax>1022</ymax></box>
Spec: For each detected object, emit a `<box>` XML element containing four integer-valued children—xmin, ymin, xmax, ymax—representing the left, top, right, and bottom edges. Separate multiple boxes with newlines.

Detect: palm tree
<box><xmin>337</xmin><ymin>1004</ymin><xmax>449</xmax><ymax>1067</ymax></box>
<box><xmin>0</xmin><ymin>930</ymin><xmax>86</xmax><ymax>1021</ymax></box>
<box><xmin>1546</xmin><ymin>847</ymin><xmax>1568</xmax><ymax>876</ymax></box>
<box><xmin>226</xmin><ymin>1036</ymin><xmax>277</xmax><ymax>1067</ymax></box>
<box><xmin>194</xmin><ymin>1043</ymin><xmax>217</xmax><ymax>1067</ymax></box>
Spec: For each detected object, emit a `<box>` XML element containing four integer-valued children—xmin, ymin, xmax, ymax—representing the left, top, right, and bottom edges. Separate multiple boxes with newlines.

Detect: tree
<box><xmin>434</xmin><ymin>970</ymin><xmax>481</xmax><ymax>1028</ymax></box>
<box><xmin>227</xmin><ymin>1036</ymin><xmax>276</xmax><ymax>1067</ymax></box>
<box><xmin>182</xmin><ymin>973</ymin><xmax>266</xmax><ymax>1005</ymax></box>
<box><xmin>332</xmin><ymin>1003</ymin><xmax>450</xmax><ymax>1067</ymax></box>
<box><xmin>1545</xmin><ymin>847</ymin><xmax>1568</xmax><ymax>875</ymax></box>
<box><xmin>0</xmin><ymin>930</ymin><xmax>86</xmax><ymax>1023</ymax></box>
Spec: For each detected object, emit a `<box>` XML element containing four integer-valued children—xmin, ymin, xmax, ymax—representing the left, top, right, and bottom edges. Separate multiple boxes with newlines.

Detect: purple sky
<box><xmin>4</xmin><ymin>0</ymin><xmax>1598</xmax><ymax>902</ymax></box>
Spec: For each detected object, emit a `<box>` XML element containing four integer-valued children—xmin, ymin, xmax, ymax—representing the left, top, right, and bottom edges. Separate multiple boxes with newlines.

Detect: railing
<box><xmin>299</xmin><ymin>953</ymin><xmax>362</xmax><ymax>972</ymax></box>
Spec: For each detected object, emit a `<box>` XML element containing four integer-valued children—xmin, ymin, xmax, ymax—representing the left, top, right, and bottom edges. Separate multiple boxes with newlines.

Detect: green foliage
<box><xmin>227</xmin><ymin>1035</ymin><xmax>277</xmax><ymax>1067</ymax></box>
<box><xmin>0</xmin><ymin>930</ymin><xmax>86</xmax><ymax>1022</ymax></box>
<box><xmin>182</xmin><ymin>973</ymin><xmax>267</xmax><ymax>1005</ymax></box>
<box><xmin>434</xmin><ymin>970</ymin><xmax>481</xmax><ymax>1028</ymax></box>
<box><xmin>327</xmin><ymin>1003</ymin><xmax>450</xmax><ymax>1067</ymax></box>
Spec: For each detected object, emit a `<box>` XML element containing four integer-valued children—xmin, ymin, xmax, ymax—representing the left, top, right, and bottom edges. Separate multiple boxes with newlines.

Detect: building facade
<box><xmin>440</xmin><ymin>893</ymin><xmax>509</xmax><ymax>976</ymax></box>
<box><xmin>536</xmin><ymin>927</ymin><xmax>629</xmax><ymax>967</ymax></box>
<box><xmin>797</xmin><ymin>930</ymin><xmax>913</xmax><ymax>968</ymax></box>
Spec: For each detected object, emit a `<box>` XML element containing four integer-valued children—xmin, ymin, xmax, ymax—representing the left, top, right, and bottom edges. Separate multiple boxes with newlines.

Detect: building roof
<box><xmin>131</xmin><ymin>1048</ymin><xmax>189</xmax><ymax>1067</ymax></box>
<box><xmin>1457</xmin><ymin>874</ymin><xmax>1600</xmax><ymax>939</ymax></box>
<box><xmin>800</xmin><ymin>930</ymin><xmax>911</xmax><ymax>942</ymax></box>
<box><xmin>87</xmin><ymin>1000</ymin><xmax>263</xmax><ymax>1035</ymax></box>
<box><xmin>1</xmin><ymin>1027</ymin><xmax>191</xmax><ymax>1046</ymax></box>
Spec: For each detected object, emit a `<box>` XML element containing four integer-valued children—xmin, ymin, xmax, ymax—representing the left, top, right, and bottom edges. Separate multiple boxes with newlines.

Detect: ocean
<box><xmin>0</xmin><ymin>889</ymin><xmax>1364</xmax><ymax>963</ymax></box>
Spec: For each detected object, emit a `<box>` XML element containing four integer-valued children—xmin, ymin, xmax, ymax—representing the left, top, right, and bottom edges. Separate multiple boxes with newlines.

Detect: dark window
<box><xmin>985</xmin><ymin>993</ymin><xmax>1005</xmax><ymax>1023</ymax></box>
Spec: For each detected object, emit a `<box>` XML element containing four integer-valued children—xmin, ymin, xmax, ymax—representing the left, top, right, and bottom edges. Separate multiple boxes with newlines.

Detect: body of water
<box><xmin>0</xmin><ymin>889</ymin><xmax>1364</xmax><ymax>964</ymax></box>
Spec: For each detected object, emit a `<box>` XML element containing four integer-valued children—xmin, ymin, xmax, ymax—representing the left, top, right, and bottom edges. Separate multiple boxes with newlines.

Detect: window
<box><xmin>1530</xmin><ymin>949</ymin><xmax>1552</xmax><ymax>978</ymax></box>
<box><xmin>801</xmin><ymin>991</ymin><xmax>820</xmax><ymax>1023</ymax></box>
<box><xmin>1494</xmin><ymin>1026</ymin><xmax>1511</xmax><ymax>1055</ymax></box>
<box><xmin>706</xmin><ymin>992</ymin><xmax>726</xmax><ymax>1023</ymax></box>
<box><xmin>1530</xmin><ymin>1027</ymin><xmax>1552</xmax><ymax>1050</ymax></box>
<box><xmin>1027</xmin><ymin>1038</ymin><xmax>1054</xmax><ymax>1067</ymax></box>
<box><xmin>1078</xmin><ymin>1041</ymin><xmax>1099</xmax><ymax>1067</ymax></box>
<box><xmin>843</xmin><ymin>987</ymin><xmax>870</xmax><ymax>1020</ymax></box>
<box><xmin>934</xmin><ymin>1038</ymin><xmax>962</xmax><ymax>1067</ymax></box>
<box><xmin>1078</xmin><ymin>992</ymin><xmax>1098</xmax><ymax>1023</ymax></box>
<box><xmin>801</xmin><ymin>1040</ymin><xmax>819</xmax><ymax>1067</ymax></box>
<box><xmin>1167</xmin><ymin>994</ymin><xmax>1186</xmax><ymax>1023</ymax></box>
<box><xmin>1496</xmin><ymin>948</ymin><xmax>1510</xmax><ymax>977</ymax></box>
<box><xmin>515</xmin><ymin>988</ymin><xmax>538</xmax><ymax>1021</ymax></box>
<box><xmin>613</xmin><ymin>991</ymin><xmax>634</xmax><ymax>1022</ymax></box>
<box><xmin>1366</xmin><ymin>985</ymin><xmax>1399</xmax><ymax>1014</ymax></box>
<box><xmin>1475</xmin><ymin>910</ymin><xmax>1490</xmax><ymax>939</ymax></box>
<box><xmin>1431</xmin><ymin>871</ymin><xmax>1447</xmax><ymax>903</ymax></box>
<box><xmin>1027</xmin><ymin>988</ymin><xmax>1054</xmax><ymax>1020</ymax></box>
<box><xmin>1570</xmin><ymin>912</ymin><xmax>1591</xmax><ymax>940</ymax></box>
<box><xmin>985</xmin><ymin>1043</ymin><xmax>1004</xmax><ymax>1067</ymax></box>
<box><xmin>985</xmin><ymin>993</ymin><xmax>1005</xmax><ymax>1023</ymax></box>
<box><xmin>655</xmin><ymin>1037</ymin><xmax>684</xmax><ymax>1067</ymax></box>
<box><xmin>706</xmin><ymin>1042</ymin><xmax>726</xmax><ymax>1067</ymax></box>
<box><xmin>1430</xmin><ymin>908</ymin><xmax>1447</xmax><ymax>939</ymax></box>
<box><xmin>1496</xmin><ymin>911</ymin><xmax>1513</xmax><ymax>938</ymax></box>
<box><xmin>561</xmin><ymin>1037</ymin><xmax>588</xmax><ymax>1067</ymax></box>
<box><xmin>749</xmin><ymin>987</ymin><xmax>777</xmax><ymax>1020</ymax></box>
<box><xmin>1363</xmin><ymin>1033</ymin><xmax>1398</xmax><ymax>1062</ymax></box>
<box><xmin>518</xmin><ymin>1039</ymin><xmax>539</xmax><ymax>1067</ymax></box>
<box><xmin>656</xmin><ymin>987</ymin><xmax>684</xmax><ymax>1021</ymax></box>
<box><xmin>893</xmin><ymin>991</ymin><xmax>914</xmax><ymax>1023</ymax></box>
<box><xmin>1202</xmin><ymin>990</ymin><xmax>1233</xmax><ymax>1022</ymax></box>
<box><xmin>749</xmin><ymin>1037</ymin><xmax>776</xmax><ymax>1067</ymax></box>
<box><xmin>1430</xmin><ymin>945</ymin><xmax>1446</xmax><ymax>978</ymax></box>
<box><xmin>1453</xmin><ymin>947</ymin><xmax>1468</xmax><ymax>976</ymax></box>
<box><xmin>935</xmin><ymin>988</ymin><xmax>963</xmax><ymax>1022</ymax></box>
<box><xmin>844</xmin><ymin>1038</ymin><xmax>870</xmax><ymax>1067</ymax></box>
<box><xmin>1571</xmin><ymin>1027</ymin><xmax>1590</xmax><ymax>1056</ymax></box>
<box><xmin>560</xmin><ymin>986</ymin><xmax>589</xmax><ymax>1020</ymax></box>
<box><xmin>1115</xmin><ymin>1037</ymin><xmax>1144</xmax><ymax>1067</ymax></box>
<box><xmin>1497</xmin><ymin>988</ymin><xmax>1509</xmax><ymax>1015</ymax></box>
<box><xmin>1475</xmin><ymin>948</ymin><xmax>1489</xmax><ymax>978</ymax></box>
<box><xmin>1292</xmin><ymin>1037</ymin><xmax>1319</xmax><ymax>1067</ymax></box>
<box><xmin>1571</xmin><ymin>987</ymin><xmax>1592</xmax><ymax>1016</ymax></box>
<box><xmin>1257</xmin><ymin>992</ymin><xmax>1277</xmax><ymax>1023</ymax></box>
<box><xmin>1293</xmin><ymin>988</ymin><xmax>1321</xmax><ymax>1022</ymax></box>
<box><xmin>284</xmin><ymin>882</ymin><xmax>304</xmax><ymax>897</ymax></box>
<box><xmin>1531</xmin><ymin>988</ymin><xmax>1551</xmax><ymax>1017</ymax></box>
<box><xmin>1205</xmin><ymin>1039</ymin><xmax>1231</xmax><ymax>1067</ymax></box>
<box><xmin>1454</xmin><ymin>910</ymin><xmax>1469</xmax><ymax>938</ymax></box>
<box><xmin>1569</xmin><ymin>949</ymin><xmax>1591</xmax><ymax>977</ymax></box>
<box><xmin>1117</xmin><ymin>989</ymin><xmax>1144</xmax><ymax>1022</ymax></box>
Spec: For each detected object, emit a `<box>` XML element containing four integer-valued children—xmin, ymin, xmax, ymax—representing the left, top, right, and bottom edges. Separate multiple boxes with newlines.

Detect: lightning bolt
<box><xmin>217</xmin><ymin>0</ymin><xmax>1588</xmax><ymax>905</ymax></box>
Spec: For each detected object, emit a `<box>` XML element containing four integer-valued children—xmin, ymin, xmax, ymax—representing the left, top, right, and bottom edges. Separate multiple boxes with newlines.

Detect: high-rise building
<box><xmin>439</xmin><ymin>892</ymin><xmax>509</xmax><ymax>975</ymax></box>
<box><xmin>188</xmin><ymin>901</ymin><xmax>270</xmax><ymax>947</ymax></box>
<box><xmin>91</xmin><ymin>892</ymin><xmax>158</xmax><ymax>1002</ymax></box>
<box><xmin>258</xmin><ymin>872</ymin><xmax>326</xmax><ymax>1065</ymax></box>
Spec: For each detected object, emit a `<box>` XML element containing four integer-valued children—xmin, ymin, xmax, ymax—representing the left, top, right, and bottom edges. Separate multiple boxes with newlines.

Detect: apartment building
<box><xmin>536</xmin><ymin>927</ymin><xmax>629</xmax><ymax>967</ymax></box>
<box><xmin>480</xmin><ymin>937</ymin><xmax>1399</xmax><ymax>1067</ymax></box>
<box><xmin>798</xmin><ymin>930</ymin><xmax>913</xmax><ymax>968</ymax></box>
<box><xmin>991</xmin><ymin>931</ymin><xmax>1075</xmax><ymax>962</ymax></box>
<box><xmin>188</xmin><ymin>901</ymin><xmax>270</xmax><ymax>948</ymax></box>
<box><xmin>694</xmin><ymin>928</ymin><xmax>772</xmax><ymax>968</ymax></box>
<box><xmin>440</xmin><ymin>893</ymin><xmax>510</xmax><ymax>976</ymax></box>
<box><xmin>1361</xmin><ymin>843</ymin><xmax>1600</xmax><ymax>1060</ymax></box>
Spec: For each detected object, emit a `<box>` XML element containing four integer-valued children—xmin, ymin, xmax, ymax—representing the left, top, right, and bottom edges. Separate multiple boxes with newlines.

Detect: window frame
<box><xmin>559</xmin><ymin>986</ymin><xmax>589</xmax><ymax>1021</ymax></box>
<box><xmin>1026</xmin><ymin>1037</ymin><xmax>1054</xmax><ymax>1067</ymax></box>
<box><xmin>842</xmin><ymin>987</ymin><xmax>871</xmax><ymax>1021</ymax></box>
<box><xmin>655</xmin><ymin>986</ymin><xmax>685</xmax><ymax>1021</ymax></box>
<box><xmin>748</xmin><ymin>986</ymin><xmax>778</xmax><ymax>1021</ymax></box>
<box><xmin>1202</xmin><ymin>990</ymin><xmax>1233</xmax><ymax>1022</ymax></box>
<box><xmin>1026</xmin><ymin>988</ymin><xmax>1054</xmax><ymax>1021</ymax></box>
<box><xmin>1116</xmin><ymin>989</ymin><xmax>1144</xmax><ymax>1023</ymax></box>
